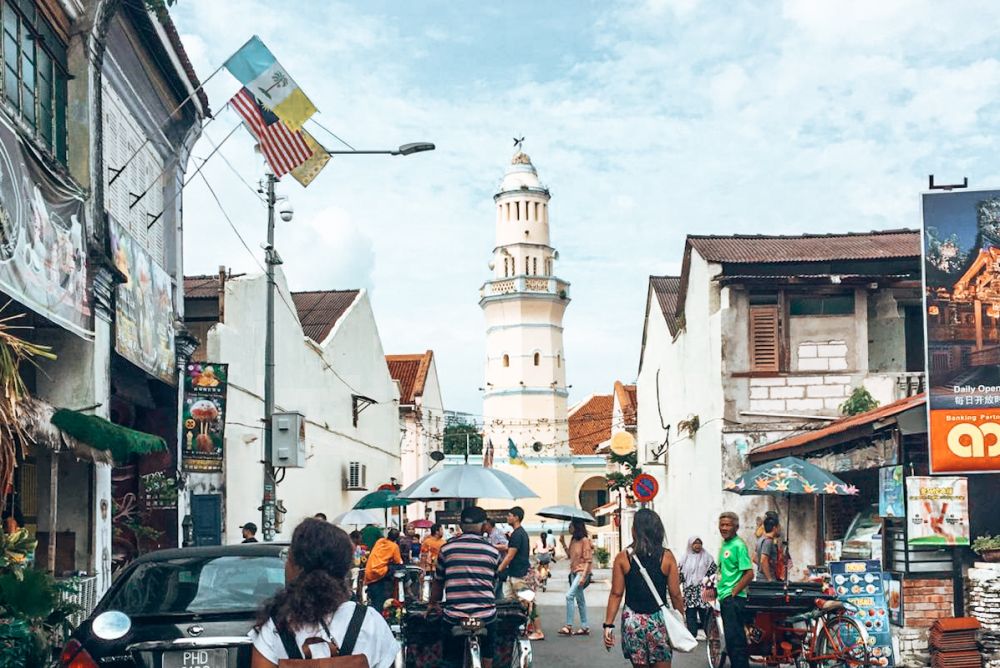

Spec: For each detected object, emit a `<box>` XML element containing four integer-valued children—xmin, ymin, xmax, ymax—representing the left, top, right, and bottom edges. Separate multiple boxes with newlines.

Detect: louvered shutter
<box><xmin>750</xmin><ymin>305</ymin><xmax>780</xmax><ymax>372</ymax></box>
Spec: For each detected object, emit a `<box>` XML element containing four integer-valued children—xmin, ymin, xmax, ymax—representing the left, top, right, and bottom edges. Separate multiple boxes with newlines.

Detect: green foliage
<box><xmin>839</xmin><ymin>387</ymin><xmax>879</xmax><ymax>416</ymax></box>
<box><xmin>973</xmin><ymin>534</ymin><xmax>1000</xmax><ymax>553</ymax></box>
<box><xmin>678</xmin><ymin>415</ymin><xmax>700</xmax><ymax>438</ymax></box>
<box><xmin>606</xmin><ymin>451</ymin><xmax>641</xmax><ymax>493</ymax></box>
<box><xmin>443</xmin><ymin>422</ymin><xmax>483</xmax><ymax>455</ymax></box>
<box><xmin>594</xmin><ymin>546</ymin><xmax>611</xmax><ymax>568</ymax></box>
<box><xmin>0</xmin><ymin>569</ymin><xmax>81</xmax><ymax>666</ymax></box>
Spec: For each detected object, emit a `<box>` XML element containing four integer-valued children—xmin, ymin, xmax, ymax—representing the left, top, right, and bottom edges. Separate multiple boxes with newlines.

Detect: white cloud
<box><xmin>175</xmin><ymin>1</ymin><xmax>1000</xmax><ymax>416</ymax></box>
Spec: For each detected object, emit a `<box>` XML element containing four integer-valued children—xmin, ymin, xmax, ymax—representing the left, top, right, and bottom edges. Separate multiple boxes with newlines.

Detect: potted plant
<box><xmin>973</xmin><ymin>534</ymin><xmax>1000</xmax><ymax>562</ymax></box>
<box><xmin>594</xmin><ymin>546</ymin><xmax>611</xmax><ymax>569</ymax></box>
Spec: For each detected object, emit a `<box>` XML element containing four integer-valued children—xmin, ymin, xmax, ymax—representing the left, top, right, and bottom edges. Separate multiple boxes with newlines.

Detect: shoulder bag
<box><xmin>275</xmin><ymin>603</ymin><xmax>370</xmax><ymax>667</ymax></box>
<box><xmin>628</xmin><ymin>550</ymin><xmax>697</xmax><ymax>653</ymax></box>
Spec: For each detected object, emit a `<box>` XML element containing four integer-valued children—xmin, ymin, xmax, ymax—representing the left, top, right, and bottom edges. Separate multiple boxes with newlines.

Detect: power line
<box><xmin>194</xmin><ymin>164</ymin><xmax>265</xmax><ymax>275</ymax></box>
<box><xmin>308</xmin><ymin>116</ymin><xmax>356</xmax><ymax>151</ymax></box>
<box><xmin>200</xmin><ymin>125</ymin><xmax>267</xmax><ymax>204</ymax></box>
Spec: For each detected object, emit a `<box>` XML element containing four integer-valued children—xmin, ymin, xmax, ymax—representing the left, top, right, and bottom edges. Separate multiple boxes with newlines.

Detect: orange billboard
<box><xmin>924</xmin><ymin>190</ymin><xmax>1000</xmax><ymax>474</ymax></box>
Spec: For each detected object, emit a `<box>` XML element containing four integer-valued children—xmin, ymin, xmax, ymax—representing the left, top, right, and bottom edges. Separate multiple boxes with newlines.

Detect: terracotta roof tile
<box><xmin>290</xmin><ymin>290</ymin><xmax>360</xmax><ymax>343</ymax></box>
<box><xmin>569</xmin><ymin>394</ymin><xmax>613</xmax><ymax>455</ymax></box>
<box><xmin>386</xmin><ymin>351</ymin><xmax>434</xmax><ymax>405</ymax></box>
<box><xmin>614</xmin><ymin>381</ymin><xmax>637</xmax><ymax>427</ymax></box>
<box><xmin>688</xmin><ymin>230</ymin><xmax>920</xmax><ymax>265</ymax></box>
<box><xmin>748</xmin><ymin>393</ymin><xmax>925</xmax><ymax>462</ymax></box>
<box><xmin>184</xmin><ymin>275</ymin><xmax>221</xmax><ymax>299</ymax></box>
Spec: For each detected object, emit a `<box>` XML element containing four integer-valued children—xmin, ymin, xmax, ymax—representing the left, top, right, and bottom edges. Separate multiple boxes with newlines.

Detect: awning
<box><xmin>50</xmin><ymin>409</ymin><xmax>166</xmax><ymax>463</ymax></box>
<box><xmin>593</xmin><ymin>501</ymin><xmax>619</xmax><ymax>517</ymax></box>
<box><xmin>18</xmin><ymin>398</ymin><xmax>114</xmax><ymax>465</ymax></box>
<box><xmin>747</xmin><ymin>393</ymin><xmax>926</xmax><ymax>464</ymax></box>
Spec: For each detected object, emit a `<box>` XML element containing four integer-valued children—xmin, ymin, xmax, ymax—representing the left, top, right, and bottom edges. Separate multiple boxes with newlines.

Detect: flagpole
<box><xmin>108</xmin><ymin>62</ymin><xmax>225</xmax><ymax>186</ymax></box>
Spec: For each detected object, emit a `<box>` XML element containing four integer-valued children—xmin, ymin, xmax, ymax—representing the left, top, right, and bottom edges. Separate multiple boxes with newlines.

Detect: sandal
<box><xmin>573</xmin><ymin>627</ymin><xmax>590</xmax><ymax>636</ymax></box>
<box><xmin>527</xmin><ymin>631</ymin><xmax>545</xmax><ymax>641</ymax></box>
<box><xmin>558</xmin><ymin>625</ymin><xmax>573</xmax><ymax>636</ymax></box>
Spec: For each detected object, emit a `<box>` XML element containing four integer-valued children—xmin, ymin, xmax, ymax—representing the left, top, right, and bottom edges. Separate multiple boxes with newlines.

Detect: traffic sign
<box><xmin>632</xmin><ymin>473</ymin><xmax>659</xmax><ymax>503</ymax></box>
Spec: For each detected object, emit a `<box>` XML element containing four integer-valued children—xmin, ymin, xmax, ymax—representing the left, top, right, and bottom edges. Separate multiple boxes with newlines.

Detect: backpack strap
<box><xmin>337</xmin><ymin>604</ymin><xmax>368</xmax><ymax>656</ymax></box>
<box><xmin>275</xmin><ymin>620</ymin><xmax>304</xmax><ymax>660</ymax></box>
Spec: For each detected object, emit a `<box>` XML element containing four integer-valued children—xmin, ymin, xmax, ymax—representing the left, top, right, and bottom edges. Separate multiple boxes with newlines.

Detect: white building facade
<box><xmin>187</xmin><ymin>271</ymin><xmax>401</xmax><ymax>543</ymax></box>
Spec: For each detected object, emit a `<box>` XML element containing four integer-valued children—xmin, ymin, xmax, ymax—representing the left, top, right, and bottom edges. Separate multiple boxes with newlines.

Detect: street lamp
<box><xmin>321</xmin><ymin>142</ymin><xmax>435</xmax><ymax>156</ymax></box>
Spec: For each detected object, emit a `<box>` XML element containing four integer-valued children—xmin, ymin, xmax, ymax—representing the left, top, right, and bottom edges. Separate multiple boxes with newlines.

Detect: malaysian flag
<box><xmin>229</xmin><ymin>87</ymin><xmax>312</xmax><ymax>176</ymax></box>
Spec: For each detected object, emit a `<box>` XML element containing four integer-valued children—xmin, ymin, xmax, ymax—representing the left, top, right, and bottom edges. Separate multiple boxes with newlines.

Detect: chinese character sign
<box><xmin>924</xmin><ymin>190</ymin><xmax>1000</xmax><ymax>473</ymax></box>
<box><xmin>182</xmin><ymin>363</ymin><xmax>228</xmax><ymax>472</ymax></box>
<box><xmin>905</xmin><ymin>476</ymin><xmax>969</xmax><ymax>546</ymax></box>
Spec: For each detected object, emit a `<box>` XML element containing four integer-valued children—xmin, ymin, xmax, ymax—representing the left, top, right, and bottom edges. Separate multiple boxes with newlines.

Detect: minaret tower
<box><xmin>481</xmin><ymin>145</ymin><xmax>571</xmax><ymax>462</ymax></box>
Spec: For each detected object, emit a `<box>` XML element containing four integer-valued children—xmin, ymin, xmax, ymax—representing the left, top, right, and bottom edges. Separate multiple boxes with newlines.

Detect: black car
<box><xmin>59</xmin><ymin>543</ymin><xmax>287</xmax><ymax>668</ymax></box>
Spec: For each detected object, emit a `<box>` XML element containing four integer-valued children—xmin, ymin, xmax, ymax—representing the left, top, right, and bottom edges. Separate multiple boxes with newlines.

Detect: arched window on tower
<box><xmin>515</xmin><ymin>201</ymin><xmax>520</xmax><ymax>221</ymax></box>
<box><xmin>533</xmin><ymin>352</ymin><xmax>540</xmax><ymax>366</ymax></box>
<box><xmin>533</xmin><ymin>257</ymin><xmax>538</xmax><ymax>275</ymax></box>
<box><xmin>525</xmin><ymin>256</ymin><xmax>530</xmax><ymax>275</ymax></box>
<box><xmin>505</xmin><ymin>202</ymin><xmax>511</xmax><ymax>221</ymax></box>
<box><xmin>502</xmin><ymin>354</ymin><xmax>510</xmax><ymax>368</ymax></box>
<box><xmin>557</xmin><ymin>353</ymin><xmax>561</xmax><ymax>368</ymax></box>
<box><xmin>545</xmin><ymin>258</ymin><xmax>552</xmax><ymax>275</ymax></box>
<box><xmin>534</xmin><ymin>202</ymin><xmax>540</xmax><ymax>221</ymax></box>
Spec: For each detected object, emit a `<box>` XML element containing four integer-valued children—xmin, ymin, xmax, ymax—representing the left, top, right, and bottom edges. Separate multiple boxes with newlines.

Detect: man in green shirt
<box><xmin>718</xmin><ymin>511</ymin><xmax>754</xmax><ymax>668</ymax></box>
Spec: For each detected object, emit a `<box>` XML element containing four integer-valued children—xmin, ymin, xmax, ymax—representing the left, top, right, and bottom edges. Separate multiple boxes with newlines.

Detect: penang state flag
<box><xmin>229</xmin><ymin>87</ymin><xmax>312</xmax><ymax>177</ymax></box>
<box><xmin>225</xmin><ymin>35</ymin><xmax>317</xmax><ymax>131</ymax></box>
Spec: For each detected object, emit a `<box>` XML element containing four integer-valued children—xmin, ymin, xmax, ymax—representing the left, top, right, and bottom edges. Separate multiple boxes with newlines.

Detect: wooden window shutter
<box><xmin>750</xmin><ymin>305</ymin><xmax>780</xmax><ymax>372</ymax></box>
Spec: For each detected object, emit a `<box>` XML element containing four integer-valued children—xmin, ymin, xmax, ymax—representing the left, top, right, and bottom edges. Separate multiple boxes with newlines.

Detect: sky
<box><xmin>173</xmin><ymin>0</ymin><xmax>1000</xmax><ymax>416</ymax></box>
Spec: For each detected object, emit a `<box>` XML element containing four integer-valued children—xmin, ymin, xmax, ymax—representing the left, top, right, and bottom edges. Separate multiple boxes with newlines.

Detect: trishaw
<box><xmin>705</xmin><ymin>581</ymin><xmax>875</xmax><ymax>667</ymax></box>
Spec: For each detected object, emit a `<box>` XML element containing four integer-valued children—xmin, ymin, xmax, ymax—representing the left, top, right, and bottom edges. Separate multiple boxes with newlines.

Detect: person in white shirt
<box><xmin>251</xmin><ymin>518</ymin><xmax>399</xmax><ymax>668</ymax></box>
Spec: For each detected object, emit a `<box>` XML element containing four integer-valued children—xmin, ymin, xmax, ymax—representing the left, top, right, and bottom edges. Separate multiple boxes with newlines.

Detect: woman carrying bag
<box><xmin>251</xmin><ymin>518</ymin><xmax>398</xmax><ymax>667</ymax></box>
<box><xmin>602</xmin><ymin>509</ymin><xmax>695</xmax><ymax>668</ymax></box>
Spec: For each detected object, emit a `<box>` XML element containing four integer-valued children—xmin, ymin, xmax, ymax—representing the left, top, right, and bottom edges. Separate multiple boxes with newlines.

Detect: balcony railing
<box><xmin>894</xmin><ymin>372</ymin><xmax>926</xmax><ymax>398</ymax></box>
<box><xmin>971</xmin><ymin>345</ymin><xmax>1000</xmax><ymax>367</ymax></box>
<box><xmin>481</xmin><ymin>276</ymin><xmax>570</xmax><ymax>299</ymax></box>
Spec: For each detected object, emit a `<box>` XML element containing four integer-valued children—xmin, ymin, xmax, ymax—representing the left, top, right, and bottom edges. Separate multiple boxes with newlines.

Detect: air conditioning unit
<box><xmin>344</xmin><ymin>462</ymin><xmax>367</xmax><ymax>491</ymax></box>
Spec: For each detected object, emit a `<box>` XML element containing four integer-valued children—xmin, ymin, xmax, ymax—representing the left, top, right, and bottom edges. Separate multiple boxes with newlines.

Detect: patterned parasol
<box><xmin>724</xmin><ymin>456</ymin><xmax>858</xmax><ymax>497</ymax></box>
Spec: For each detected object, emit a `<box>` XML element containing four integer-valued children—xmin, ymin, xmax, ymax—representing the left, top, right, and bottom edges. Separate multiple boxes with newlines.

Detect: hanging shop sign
<box><xmin>110</xmin><ymin>222</ymin><xmax>176</xmax><ymax>384</ymax></box>
<box><xmin>878</xmin><ymin>465</ymin><xmax>905</xmax><ymax>518</ymax></box>
<box><xmin>923</xmin><ymin>189</ymin><xmax>1000</xmax><ymax>473</ymax></box>
<box><xmin>0</xmin><ymin>115</ymin><xmax>89</xmax><ymax>336</ymax></box>
<box><xmin>181</xmin><ymin>362</ymin><xmax>228</xmax><ymax>473</ymax></box>
<box><xmin>830</xmin><ymin>560</ymin><xmax>894</xmax><ymax>666</ymax></box>
<box><xmin>905</xmin><ymin>475</ymin><xmax>969</xmax><ymax>546</ymax></box>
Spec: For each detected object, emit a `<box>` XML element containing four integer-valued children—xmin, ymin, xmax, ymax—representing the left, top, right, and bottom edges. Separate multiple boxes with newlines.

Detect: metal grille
<box><xmin>59</xmin><ymin>575</ymin><xmax>98</xmax><ymax>629</ymax></box>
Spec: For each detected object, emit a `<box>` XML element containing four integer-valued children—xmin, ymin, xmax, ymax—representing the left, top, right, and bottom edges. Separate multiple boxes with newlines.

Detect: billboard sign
<box><xmin>905</xmin><ymin>475</ymin><xmax>969</xmax><ymax>546</ymax></box>
<box><xmin>181</xmin><ymin>362</ymin><xmax>228</xmax><ymax>473</ymax></box>
<box><xmin>923</xmin><ymin>190</ymin><xmax>1000</xmax><ymax>473</ymax></box>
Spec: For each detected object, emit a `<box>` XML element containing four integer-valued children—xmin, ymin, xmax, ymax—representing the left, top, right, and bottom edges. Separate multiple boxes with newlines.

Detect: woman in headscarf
<box><xmin>678</xmin><ymin>535</ymin><xmax>717</xmax><ymax>637</ymax></box>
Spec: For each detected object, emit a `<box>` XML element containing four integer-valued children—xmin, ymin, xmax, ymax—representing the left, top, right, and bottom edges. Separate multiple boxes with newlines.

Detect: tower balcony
<box><xmin>479</xmin><ymin>276</ymin><xmax>571</xmax><ymax>302</ymax></box>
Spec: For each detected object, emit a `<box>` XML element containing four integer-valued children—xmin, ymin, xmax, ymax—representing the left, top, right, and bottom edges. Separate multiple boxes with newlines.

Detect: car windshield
<box><xmin>105</xmin><ymin>555</ymin><xmax>285</xmax><ymax>616</ymax></box>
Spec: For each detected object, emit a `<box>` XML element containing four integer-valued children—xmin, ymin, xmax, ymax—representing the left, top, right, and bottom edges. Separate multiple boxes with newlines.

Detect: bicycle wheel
<box><xmin>705</xmin><ymin>613</ymin><xmax>727</xmax><ymax>668</ymax></box>
<box><xmin>810</xmin><ymin>615</ymin><xmax>870</xmax><ymax>667</ymax></box>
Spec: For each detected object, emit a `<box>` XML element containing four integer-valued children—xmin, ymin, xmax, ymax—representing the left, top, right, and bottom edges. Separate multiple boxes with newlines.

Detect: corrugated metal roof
<box><xmin>569</xmin><ymin>394</ymin><xmax>613</xmax><ymax>455</ymax></box>
<box><xmin>290</xmin><ymin>290</ymin><xmax>360</xmax><ymax>343</ymax></box>
<box><xmin>184</xmin><ymin>275</ymin><xmax>222</xmax><ymax>299</ymax></box>
<box><xmin>386</xmin><ymin>351</ymin><xmax>434</xmax><ymax>405</ymax></box>
<box><xmin>649</xmin><ymin>276</ymin><xmax>681</xmax><ymax>336</ymax></box>
<box><xmin>687</xmin><ymin>230</ymin><xmax>920</xmax><ymax>265</ymax></box>
<box><xmin>747</xmin><ymin>393</ymin><xmax>926</xmax><ymax>462</ymax></box>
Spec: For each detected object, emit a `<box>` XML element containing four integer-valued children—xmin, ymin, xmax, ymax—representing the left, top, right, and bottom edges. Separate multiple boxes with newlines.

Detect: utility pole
<box><xmin>261</xmin><ymin>172</ymin><xmax>278</xmax><ymax>541</ymax></box>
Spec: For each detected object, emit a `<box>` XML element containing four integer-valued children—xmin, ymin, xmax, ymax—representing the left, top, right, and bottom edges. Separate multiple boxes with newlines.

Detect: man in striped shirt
<box><xmin>430</xmin><ymin>505</ymin><xmax>500</xmax><ymax>668</ymax></box>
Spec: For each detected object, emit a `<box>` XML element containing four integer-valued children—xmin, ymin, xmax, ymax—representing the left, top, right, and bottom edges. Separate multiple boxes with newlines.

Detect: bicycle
<box><xmin>705</xmin><ymin>585</ymin><xmax>873</xmax><ymax>667</ymax></box>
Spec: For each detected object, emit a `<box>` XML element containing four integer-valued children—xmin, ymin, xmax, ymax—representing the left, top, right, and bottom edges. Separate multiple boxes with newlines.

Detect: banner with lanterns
<box><xmin>923</xmin><ymin>189</ymin><xmax>1000</xmax><ymax>473</ymax></box>
<box><xmin>181</xmin><ymin>362</ymin><xmax>229</xmax><ymax>473</ymax></box>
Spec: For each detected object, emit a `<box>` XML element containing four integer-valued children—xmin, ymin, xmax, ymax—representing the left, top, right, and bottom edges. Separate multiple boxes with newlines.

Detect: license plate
<box><xmin>162</xmin><ymin>648</ymin><xmax>227</xmax><ymax>668</ymax></box>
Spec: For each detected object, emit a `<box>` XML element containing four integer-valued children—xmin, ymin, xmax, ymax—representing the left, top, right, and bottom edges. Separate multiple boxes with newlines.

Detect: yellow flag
<box><xmin>291</xmin><ymin>130</ymin><xmax>330</xmax><ymax>187</ymax></box>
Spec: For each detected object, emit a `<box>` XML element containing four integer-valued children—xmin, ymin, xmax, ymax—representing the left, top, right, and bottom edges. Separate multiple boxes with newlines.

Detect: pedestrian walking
<box><xmin>250</xmin><ymin>518</ymin><xmax>398</xmax><ymax>667</ymax></box>
<box><xmin>364</xmin><ymin>527</ymin><xmax>403</xmax><ymax>613</ymax></box>
<box><xmin>602</xmin><ymin>508</ymin><xmax>684</xmax><ymax>667</ymax></box>
<box><xmin>241</xmin><ymin>522</ymin><xmax>259</xmax><ymax>543</ymax></box>
<box><xmin>558</xmin><ymin>518</ymin><xmax>593</xmax><ymax>636</ymax></box>
<box><xmin>497</xmin><ymin>506</ymin><xmax>544</xmax><ymax>641</ymax></box>
<box><xmin>678</xmin><ymin>535</ymin><xmax>717</xmax><ymax>638</ymax></box>
<box><xmin>717</xmin><ymin>511</ymin><xmax>754</xmax><ymax>668</ymax></box>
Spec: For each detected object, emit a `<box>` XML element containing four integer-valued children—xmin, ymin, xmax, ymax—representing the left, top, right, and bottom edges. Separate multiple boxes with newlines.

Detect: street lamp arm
<box><xmin>321</xmin><ymin>142</ymin><xmax>435</xmax><ymax>156</ymax></box>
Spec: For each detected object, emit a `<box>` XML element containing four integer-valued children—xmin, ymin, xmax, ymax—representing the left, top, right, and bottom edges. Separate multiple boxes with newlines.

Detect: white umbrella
<box><xmin>537</xmin><ymin>505</ymin><xmax>597</xmax><ymax>524</ymax></box>
<box><xmin>332</xmin><ymin>509</ymin><xmax>382</xmax><ymax>527</ymax></box>
<box><xmin>396</xmin><ymin>464</ymin><xmax>539</xmax><ymax>501</ymax></box>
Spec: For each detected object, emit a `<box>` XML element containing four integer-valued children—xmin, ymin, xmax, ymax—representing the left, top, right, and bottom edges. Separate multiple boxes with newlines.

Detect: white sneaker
<box><xmin>697</xmin><ymin>630</ymin><xmax>706</xmax><ymax>641</ymax></box>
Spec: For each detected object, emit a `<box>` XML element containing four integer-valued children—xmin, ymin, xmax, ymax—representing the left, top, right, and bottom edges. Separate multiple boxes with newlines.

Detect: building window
<box><xmin>532</xmin><ymin>257</ymin><xmax>538</xmax><ymax>275</ymax></box>
<box><xmin>502</xmin><ymin>354</ymin><xmax>509</xmax><ymax>367</ymax></box>
<box><xmin>533</xmin><ymin>352</ymin><xmax>540</xmax><ymax>366</ymax></box>
<box><xmin>790</xmin><ymin>294</ymin><xmax>855</xmax><ymax>316</ymax></box>
<box><xmin>534</xmin><ymin>202</ymin><xmax>539</xmax><ymax>220</ymax></box>
<box><xmin>1</xmin><ymin>0</ymin><xmax>67</xmax><ymax>161</ymax></box>
<box><xmin>503</xmin><ymin>257</ymin><xmax>509</xmax><ymax>277</ymax></box>
<box><xmin>524</xmin><ymin>256</ymin><xmax>529</xmax><ymax>275</ymax></box>
<box><xmin>749</xmin><ymin>302</ymin><xmax>781</xmax><ymax>373</ymax></box>
<box><xmin>557</xmin><ymin>353</ymin><xmax>561</xmax><ymax>368</ymax></box>
<box><xmin>515</xmin><ymin>201</ymin><xmax>520</xmax><ymax>221</ymax></box>
<box><xmin>545</xmin><ymin>258</ymin><xmax>552</xmax><ymax>275</ymax></box>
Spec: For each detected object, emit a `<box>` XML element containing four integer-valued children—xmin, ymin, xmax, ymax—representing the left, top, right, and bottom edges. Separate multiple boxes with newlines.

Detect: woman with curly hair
<box><xmin>251</xmin><ymin>518</ymin><xmax>398</xmax><ymax>667</ymax></box>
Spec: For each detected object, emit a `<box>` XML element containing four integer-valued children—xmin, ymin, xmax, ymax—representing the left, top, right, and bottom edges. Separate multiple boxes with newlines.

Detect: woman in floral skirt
<box><xmin>602</xmin><ymin>509</ymin><xmax>685</xmax><ymax>667</ymax></box>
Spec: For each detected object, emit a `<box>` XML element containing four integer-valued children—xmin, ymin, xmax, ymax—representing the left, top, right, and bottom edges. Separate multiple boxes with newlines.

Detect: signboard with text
<box><xmin>878</xmin><ymin>466</ymin><xmax>905</xmax><ymax>518</ymax></box>
<box><xmin>181</xmin><ymin>362</ymin><xmax>228</xmax><ymax>473</ymax></box>
<box><xmin>905</xmin><ymin>475</ymin><xmax>969</xmax><ymax>546</ymax></box>
<box><xmin>830</xmin><ymin>560</ymin><xmax>894</xmax><ymax>666</ymax></box>
<box><xmin>924</xmin><ymin>190</ymin><xmax>1000</xmax><ymax>473</ymax></box>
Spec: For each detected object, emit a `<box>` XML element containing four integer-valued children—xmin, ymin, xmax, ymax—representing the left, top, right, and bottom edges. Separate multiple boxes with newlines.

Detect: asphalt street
<box><xmin>529</xmin><ymin>560</ymin><xmax>706</xmax><ymax>667</ymax></box>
